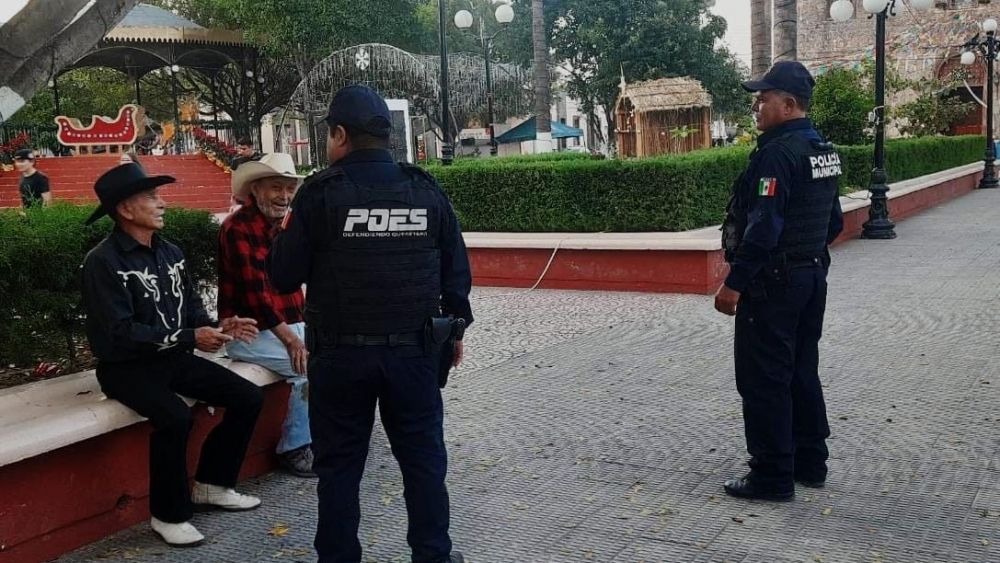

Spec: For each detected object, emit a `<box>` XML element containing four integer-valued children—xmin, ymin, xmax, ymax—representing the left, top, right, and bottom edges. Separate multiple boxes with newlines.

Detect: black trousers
<box><xmin>308</xmin><ymin>344</ymin><xmax>451</xmax><ymax>563</ymax></box>
<box><xmin>96</xmin><ymin>352</ymin><xmax>264</xmax><ymax>523</ymax></box>
<box><xmin>734</xmin><ymin>265</ymin><xmax>831</xmax><ymax>490</ymax></box>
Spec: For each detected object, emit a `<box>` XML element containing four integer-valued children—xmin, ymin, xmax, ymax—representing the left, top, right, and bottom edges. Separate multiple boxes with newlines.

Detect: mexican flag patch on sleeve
<box><xmin>757</xmin><ymin>177</ymin><xmax>777</xmax><ymax>197</ymax></box>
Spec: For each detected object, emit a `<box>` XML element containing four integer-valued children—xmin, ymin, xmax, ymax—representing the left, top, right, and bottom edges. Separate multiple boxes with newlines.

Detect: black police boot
<box><xmin>724</xmin><ymin>475</ymin><xmax>794</xmax><ymax>502</ymax></box>
<box><xmin>794</xmin><ymin>472</ymin><xmax>826</xmax><ymax>489</ymax></box>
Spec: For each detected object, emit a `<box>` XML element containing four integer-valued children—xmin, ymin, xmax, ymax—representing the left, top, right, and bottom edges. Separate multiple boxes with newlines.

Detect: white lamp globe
<box><xmin>909</xmin><ymin>0</ymin><xmax>934</xmax><ymax>11</ymax></box>
<box><xmin>862</xmin><ymin>0</ymin><xmax>891</xmax><ymax>14</ymax></box>
<box><xmin>830</xmin><ymin>0</ymin><xmax>854</xmax><ymax>22</ymax></box>
<box><xmin>495</xmin><ymin>3</ymin><xmax>514</xmax><ymax>24</ymax></box>
<box><xmin>984</xmin><ymin>18</ymin><xmax>999</xmax><ymax>33</ymax></box>
<box><xmin>454</xmin><ymin>10</ymin><xmax>474</xmax><ymax>29</ymax></box>
<box><xmin>170</xmin><ymin>64</ymin><xmax>180</xmax><ymax>72</ymax></box>
<box><xmin>961</xmin><ymin>51</ymin><xmax>977</xmax><ymax>66</ymax></box>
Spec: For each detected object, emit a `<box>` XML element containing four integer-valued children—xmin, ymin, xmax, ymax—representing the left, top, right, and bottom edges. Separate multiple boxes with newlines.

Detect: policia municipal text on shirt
<box><xmin>268</xmin><ymin>85</ymin><xmax>471</xmax><ymax>563</ymax></box>
<box><xmin>715</xmin><ymin>61</ymin><xmax>845</xmax><ymax>502</ymax></box>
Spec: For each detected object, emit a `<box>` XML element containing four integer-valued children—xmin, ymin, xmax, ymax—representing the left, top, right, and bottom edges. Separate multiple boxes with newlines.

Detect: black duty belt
<box><xmin>786</xmin><ymin>256</ymin><xmax>823</xmax><ymax>269</ymax></box>
<box><xmin>336</xmin><ymin>331</ymin><xmax>422</xmax><ymax>347</ymax></box>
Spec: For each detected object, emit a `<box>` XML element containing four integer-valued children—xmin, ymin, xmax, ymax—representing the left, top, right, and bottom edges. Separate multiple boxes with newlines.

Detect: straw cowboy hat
<box><xmin>231</xmin><ymin>153</ymin><xmax>303</xmax><ymax>200</ymax></box>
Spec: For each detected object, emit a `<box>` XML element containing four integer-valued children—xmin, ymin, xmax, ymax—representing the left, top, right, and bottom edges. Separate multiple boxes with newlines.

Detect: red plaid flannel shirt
<box><xmin>218</xmin><ymin>204</ymin><xmax>304</xmax><ymax>330</ymax></box>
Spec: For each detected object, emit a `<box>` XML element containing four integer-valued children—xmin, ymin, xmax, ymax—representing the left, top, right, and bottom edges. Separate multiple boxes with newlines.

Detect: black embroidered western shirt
<box><xmin>82</xmin><ymin>227</ymin><xmax>216</xmax><ymax>363</ymax></box>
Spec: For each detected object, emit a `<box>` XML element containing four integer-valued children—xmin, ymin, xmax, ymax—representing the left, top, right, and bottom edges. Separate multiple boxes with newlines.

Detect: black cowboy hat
<box><xmin>85</xmin><ymin>163</ymin><xmax>176</xmax><ymax>225</ymax></box>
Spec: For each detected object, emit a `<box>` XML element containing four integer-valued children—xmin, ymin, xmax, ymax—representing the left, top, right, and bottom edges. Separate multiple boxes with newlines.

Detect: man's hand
<box><xmin>284</xmin><ymin>336</ymin><xmax>308</xmax><ymax>375</ymax></box>
<box><xmin>195</xmin><ymin>327</ymin><xmax>233</xmax><ymax>353</ymax></box>
<box><xmin>220</xmin><ymin>316</ymin><xmax>258</xmax><ymax>343</ymax></box>
<box><xmin>714</xmin><ymin>284</ymin><xmax>741</xmax><ymax>316</ymax></box>
<box><xmin>452</xmin><ymin>340</ymin><xmax>464</xmax><ymax>368</ymax></box>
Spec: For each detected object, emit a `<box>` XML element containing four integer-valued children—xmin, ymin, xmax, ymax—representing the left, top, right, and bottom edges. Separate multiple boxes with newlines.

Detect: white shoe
<box><xmin>191</xmin><ymin>481</ymin><xmax>262</xmax><ymax>511</ymax></box>
<box><xmin>150</xmin><ymin>517</ymin><xmax>205</xmax><ymax>547</ymax></box>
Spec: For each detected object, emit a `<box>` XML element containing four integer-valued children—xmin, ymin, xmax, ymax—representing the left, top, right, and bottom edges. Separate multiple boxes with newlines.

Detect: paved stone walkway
<box><xmin>61</xmin><ymin>190</ymin><xmax>1000</xmax><ymax>563</ymax></box>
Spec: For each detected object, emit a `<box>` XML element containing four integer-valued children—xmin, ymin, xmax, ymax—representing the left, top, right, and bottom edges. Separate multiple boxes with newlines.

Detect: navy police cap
<box><xmin>318</xmin><ymin>84</ymin><xmax>393</xmax><ymax>138</ymax></box>
<box><xmin>742</xmin><ymin>61</ymin><xmax>816</xmax><ymax>100</ymax></box>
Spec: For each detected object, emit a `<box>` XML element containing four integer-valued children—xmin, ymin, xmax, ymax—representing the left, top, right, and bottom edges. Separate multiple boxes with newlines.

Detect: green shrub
<box><xmin>839</xmin><ymin>135</ymin><xmax>985</xmax><ymax>191</ymax></box>
<box><xmin>0</xmin><ymin>204</ymin><xmax>218</xmax><ymax>368</ymax></box>
<box><xmin>811</xmin><ymin>67</ymin><xmax>874</xmax><ymax>146</ymax></box>
<box><xmin>428</xmin><ymin>136</ymin><xmax>984</xmax><ymax>232</ymax></box>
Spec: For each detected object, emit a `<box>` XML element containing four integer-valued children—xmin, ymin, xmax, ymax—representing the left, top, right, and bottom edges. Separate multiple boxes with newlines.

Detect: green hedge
<box><xmin>431</xmin><ymin>135</ymin><xmax>985</xmax><ymax>232</ymax></box>
<box><xmin>837</xmin><ymin>135</ymin><xmax>985</xmax><ymax>191</ymax></box>
<box><xmin>0</xmin><ymin>204</ymin><xmax>218</xmax><ymax>367</ymax></box>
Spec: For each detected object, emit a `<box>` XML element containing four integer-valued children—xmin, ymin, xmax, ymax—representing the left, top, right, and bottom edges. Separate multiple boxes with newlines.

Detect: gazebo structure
<box><xmin>615</xmin><ymin>77</ymin><xmax>713</xmax><ymax>158</ymax></box>
<box><xmin>55</xmin><ymin>3</ymin><xmax>259</xmax><ymax>148</ymax></box>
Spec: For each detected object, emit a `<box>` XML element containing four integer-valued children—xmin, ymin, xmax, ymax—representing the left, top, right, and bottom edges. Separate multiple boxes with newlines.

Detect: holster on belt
<box><xmin>426</xmin><ymin>316</ymin><xmax>466</xmax><ymax>389</ymax></box>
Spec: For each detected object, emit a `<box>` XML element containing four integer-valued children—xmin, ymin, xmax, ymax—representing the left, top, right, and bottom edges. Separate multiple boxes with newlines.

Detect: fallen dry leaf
<box><xmin>268</xmin><ymin>523</ymin><xmax>291</xmax><ymax>537</ymax></box>
<box><xmin>731</xmin><ymin>517</ymin><xmax>744</xmax><ymax>523</ymax></box>
<box><xmin>821</xmin><ymin>508</ymin><xmax>833</xmax><ymax>516</ymax></box>
<box><xmin>981</xmin><ymin>538</ymin><xmax>990</xmax><ymax>546</ymax></box>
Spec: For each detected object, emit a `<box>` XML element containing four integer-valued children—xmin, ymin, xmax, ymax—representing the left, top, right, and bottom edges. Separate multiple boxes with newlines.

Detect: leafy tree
<box><xmin>811</xmin><ymin>67</ymin><xmax>874</xmax><ymax>145</ymax></box>
<box><xmin>551</xmin><ymin>0</ymin><xmax>749</xmax><ymax>149</ymax></box>
<box><xmin>896</xmin><ymin>69</ymin><xmax>975</xmax><ymax>138</ymax></box>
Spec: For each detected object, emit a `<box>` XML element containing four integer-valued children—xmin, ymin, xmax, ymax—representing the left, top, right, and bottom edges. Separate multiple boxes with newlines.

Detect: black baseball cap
<box><xmin>13</xmin><ymin>149</ymin><xmax>34</xmax><ymax>161</ymax></box>
<box><xmin>742</xmin><ymin>61</ymin><xmax>816</xmax><ymax>100</ymax></box>
<box><xmin>318</xmin><ymin>84</ymin><xmax>392</xmax><ymax>138</ymax></box>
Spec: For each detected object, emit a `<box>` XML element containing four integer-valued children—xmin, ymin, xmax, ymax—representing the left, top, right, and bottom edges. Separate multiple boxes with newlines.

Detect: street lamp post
<box><xmin>962</xmin><ymin>18</ymin><xmax>1000</xmax><ymax>189</ymax></box>
<box><xmin>455</xmin><ymin>1</ymin><xmax>515</xmax><ymax>157</ymax></box>
<box><xmin>830</xmin><ymin>0</ymin><xmax>933</xmax><ymax>239</ymax></box>
<box><xmin>439</xmin><ymin>0</ymin><xmax>454</xmax><ymax>165</ymax></box>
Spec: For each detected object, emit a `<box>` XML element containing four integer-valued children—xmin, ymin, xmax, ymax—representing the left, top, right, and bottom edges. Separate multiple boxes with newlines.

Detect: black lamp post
<box><xmin>830</xmin><ymin>0</ymin><xmax>933</xmax><ymax>239</ymax></box>
<box><xmin>962</xmin><ymin>19</ymin><xmax>1000</xmax><ymax>189</ymax></box>
<box><xmin>439</xmin><ymin>0</ymin><xmax>454</xmax><ymax>165</ymax></box>
<box><xmin>455</xmin><ymin>2</ymin><xmax>515</xmax><ymax>157</ymax></box>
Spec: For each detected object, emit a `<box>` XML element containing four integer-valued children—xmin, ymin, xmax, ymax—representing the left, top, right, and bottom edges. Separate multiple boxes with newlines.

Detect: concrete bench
<box><xmin>0</xmin><ymin>356</ymin><xmax>288</xmax><ymax>563</ymax></box>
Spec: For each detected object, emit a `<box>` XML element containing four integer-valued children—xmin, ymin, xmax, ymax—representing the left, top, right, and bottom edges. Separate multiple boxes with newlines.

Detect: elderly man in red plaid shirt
<box><xmin>218</xmin><ymin>153</ymin><xmax>315</xmax><ymax>477</ymax></box>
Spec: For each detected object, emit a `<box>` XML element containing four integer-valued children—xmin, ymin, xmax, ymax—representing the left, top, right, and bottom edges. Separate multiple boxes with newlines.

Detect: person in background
<box><xmin>14</xmin><ymin>148</ymin><xmax>51</xmax><ymax>208</ymax></box>
<box><xmin>230</xmin><ymin>137</ymin><xmax>262</xmax><ymax>170</ymax></box>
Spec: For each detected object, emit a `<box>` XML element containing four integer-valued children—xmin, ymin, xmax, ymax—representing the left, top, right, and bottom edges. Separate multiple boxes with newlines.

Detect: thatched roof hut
<box><xmin>615</xmin><ymin>77</ymin><xmax>713</xmax><ymax>157</ymax></box>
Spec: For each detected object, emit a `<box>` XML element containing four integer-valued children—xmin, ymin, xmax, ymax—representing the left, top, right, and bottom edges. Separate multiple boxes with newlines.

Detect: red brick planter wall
<box><xmin>0</xmin><ymin>383</ymin><xmax>288</xmax><ymax>563</ymax></box>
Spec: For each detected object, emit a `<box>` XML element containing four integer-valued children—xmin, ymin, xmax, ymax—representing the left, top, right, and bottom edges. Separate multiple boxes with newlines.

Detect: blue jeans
<box><xmin>226</xmin><ymin>322</ymin><xmax>311</xmax><ymax>454</ymax></box>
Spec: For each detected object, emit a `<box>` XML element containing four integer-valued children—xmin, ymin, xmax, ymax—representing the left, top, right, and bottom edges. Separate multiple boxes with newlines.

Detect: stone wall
<box><xmin>799</xmin><ymin>0</ymin><xmax>999</xmax><ymax>136</ymax></box>
<box><xmin>799</xmin><ymin>0</ymin><xmax>996</xmax><ymax>80</ymax></box>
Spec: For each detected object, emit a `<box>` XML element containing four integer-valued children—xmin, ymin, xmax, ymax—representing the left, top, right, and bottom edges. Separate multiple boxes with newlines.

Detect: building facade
<box><xmin>799</xmin><ymin>0</ymin><xmax>998</xmax><ymax>135</ymax></box>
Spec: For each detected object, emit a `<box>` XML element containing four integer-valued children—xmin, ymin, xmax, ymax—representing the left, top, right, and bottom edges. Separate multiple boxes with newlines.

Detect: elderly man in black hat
<box><xmin>715</xmin><ymin>61</ymin><xmax>844</xmax><ymax>501</ymax></box>
<box><xmin>80</xmin><ymin>163</ymin><xmax>265</xmax><ymax>547</ymax></box>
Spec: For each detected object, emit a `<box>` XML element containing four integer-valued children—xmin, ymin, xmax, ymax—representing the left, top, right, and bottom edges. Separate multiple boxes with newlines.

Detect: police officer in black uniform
<box><xmin>269</xmin><ymin>85</ymin><xmax>471</xmax><ymax>563</ymax></box>
<box><xmin>715</xmin><ymin>61</ymin><xmax>844</xmax><ymax>502</ymax></box>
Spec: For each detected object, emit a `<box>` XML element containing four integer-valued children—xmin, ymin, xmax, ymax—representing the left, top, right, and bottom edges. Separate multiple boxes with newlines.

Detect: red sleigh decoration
<box><xmin>54</xmin><ymin>105</ymin><xmax>145</xmax><ymax>154</ymax></box>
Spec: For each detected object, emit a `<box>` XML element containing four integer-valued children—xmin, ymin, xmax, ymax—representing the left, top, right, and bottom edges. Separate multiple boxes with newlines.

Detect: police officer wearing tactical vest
<box><xmin>715</xmin><ymin>61</ymin><xmax>844</xmax><ymax>502</ymax></box>
<box><xmin>269</xmin><ymin>85</ymin><xmax>472</xmax><ymax>563</ymax></box>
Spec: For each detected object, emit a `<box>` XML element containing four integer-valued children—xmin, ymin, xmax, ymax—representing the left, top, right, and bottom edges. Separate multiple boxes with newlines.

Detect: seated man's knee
<box><xmin>154</xmin><ymin>407</ymin><xmax>194</xmax><ymax>433</ymax></box>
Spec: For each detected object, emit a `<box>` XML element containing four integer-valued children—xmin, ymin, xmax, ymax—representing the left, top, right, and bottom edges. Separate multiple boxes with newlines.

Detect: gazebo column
<box><xmin>211</xmin><ymin>72</ymin><xmax>220</xmax><ymax>139</ymax></box>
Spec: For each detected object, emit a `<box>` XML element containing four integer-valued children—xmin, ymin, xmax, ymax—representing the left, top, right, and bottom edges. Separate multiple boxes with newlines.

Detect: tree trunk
<box><xmin>531</xmin><ymin>0</ymin><xmax>552</xmax><ymax>153</ymax></box>
<box><xmin>751</xmin><ymin>0</ymin><xmax>773</xmax><ymax>76</ymax></box>
<box><xmin>2</xmin><ymin>0</ymin><xmax>141</xmax><ymax>120</ymax></box>
<box><xmin>0</xmin><ymin>0</ymin><xmax>92</xmax><ymax>83</ymax></box>
<box><xmin>772</xmin><ymin>0</ymin><xmax>797</xmax><ymax>63</ymax></box>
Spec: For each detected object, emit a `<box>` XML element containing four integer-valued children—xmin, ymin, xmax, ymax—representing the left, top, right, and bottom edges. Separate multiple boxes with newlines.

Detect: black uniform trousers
<box><xmin>309</xmin><ymin>344</ymin><xmax>451</xmax><ymax>563</ymax></box>
<box><xmin>734</xmin><ymin>263</ymin><xmax>831</xmax><ymax>491</ymax></box>
<box><xmin>96</xmin><ymin>352</ymin><xmax>264</xmax><ymax>523</ymax></box>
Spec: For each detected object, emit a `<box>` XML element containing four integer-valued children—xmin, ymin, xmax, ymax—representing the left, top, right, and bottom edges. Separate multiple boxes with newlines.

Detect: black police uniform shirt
<box><xmin>724</xmin><ymin>118</ymin><xmax>844</xmax><ymax>292</ymax></box>
<box><xmin>268</xmin><ymin>148</ymin><xmax>474</xmax><ymax>326</ymax></box>
<box><xmin>19</xmin><ymin>170</ymin><xmax>50</xmax><ymax>207</ymax></box>
<box><xmin>81</xmin><ymin>227</ymin><xmax>217</xmax><ymax>363</ymax></box>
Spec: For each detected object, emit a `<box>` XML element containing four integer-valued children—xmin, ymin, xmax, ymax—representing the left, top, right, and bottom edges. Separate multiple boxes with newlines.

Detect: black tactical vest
<box><xmin>772</xmin><ymin>134</ymin><xmax>841</xmax><ymax>260</ymax></box>
<box><xmin>305</xmin><ymin>164</ymin><xmax>443</xmax><ymax>335</ymax></box>
<box><xmin>723</xmin><ymin>131</ymin><xmax>841</xmax><ymax>263</ymax></box>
